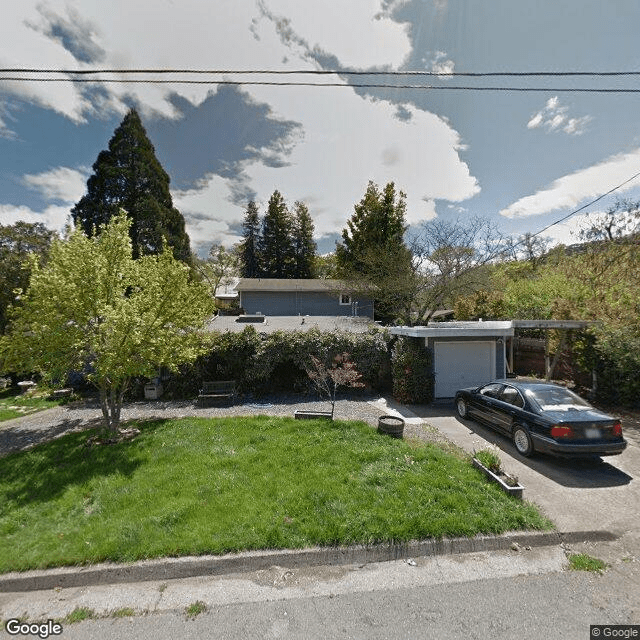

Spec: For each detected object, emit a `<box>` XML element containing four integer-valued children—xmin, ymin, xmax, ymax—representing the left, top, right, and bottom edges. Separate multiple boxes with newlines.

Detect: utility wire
<box><xmin>1</xmin><ymin>77</ymin><xmax>640</xmax><ymax>92</ymax></box>
<box><xmin>2</xmin><ymin>67</ymin><xmax>640</xmax><ymax>77</ymax></box>
<box><xmin>528</xmin><ymin>170</ymin><xmax>640</xmax><ymax>241</ymax></box>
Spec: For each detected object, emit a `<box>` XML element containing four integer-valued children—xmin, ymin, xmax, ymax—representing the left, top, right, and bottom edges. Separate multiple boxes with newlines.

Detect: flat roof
<box><xmin>207</xmin><ymin>315</ymin><xmax>379</xmax><ymax>334</ymax></box>
<box><xmin>390</xmin><ymin>321</ymin><xmax>514</xmax><ymax>338</ymax></box>
<box><xmin>236</xmin><ymin>278</ymin><xmax>352</xmax><ymax>292</ymax></box>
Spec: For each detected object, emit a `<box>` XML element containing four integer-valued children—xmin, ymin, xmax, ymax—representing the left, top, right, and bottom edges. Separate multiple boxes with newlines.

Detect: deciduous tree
<box><xmin>0</xmin><ymin>222</ymin><xmax>55</xmax><ymax>334</ymax></box>
<box><xmin>1</xmin><ymin>212</ymin><xmax>214</xmax><ymax>432</ymax></box>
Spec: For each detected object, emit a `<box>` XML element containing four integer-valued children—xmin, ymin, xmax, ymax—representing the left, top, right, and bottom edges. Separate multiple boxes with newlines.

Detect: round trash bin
<box><xmin>377</xmin><ymin>415</ymin><xmax>405</xmax><ymax>439</ymax></box>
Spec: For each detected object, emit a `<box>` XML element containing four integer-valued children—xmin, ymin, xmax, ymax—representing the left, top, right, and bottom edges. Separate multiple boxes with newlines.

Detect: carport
<box><xmin>391</xmin><ymin>319</ymin><xmax>594</xmax><ymax>400</ymax></box>
<box><xmin>390</xmin><ymin>321</ymin><xmax>513</xmax><ymax>399</ymax></box>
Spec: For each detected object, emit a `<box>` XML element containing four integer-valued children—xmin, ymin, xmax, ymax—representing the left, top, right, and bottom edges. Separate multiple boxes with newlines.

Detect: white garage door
<box><xmin>434</xmin><ymin>341</ymin><xmax>496</xmax><ymax>398</ymax></box>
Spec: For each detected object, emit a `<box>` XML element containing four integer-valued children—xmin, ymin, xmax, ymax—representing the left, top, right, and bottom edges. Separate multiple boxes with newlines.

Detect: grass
<box><xmin>63</xmin><ymin>607</ymin><xmax>95</xmax><ymax>624</ymax></box>
<box><xmin>0</xmin><ymin>416</ymin><xmax>551</xmax><ymax>573</ymax></box>
<box><xmin>185</xmin><ymin>601</ymin><xmax>207</xmax><ymax>618</ymax></box>
<box><xmin>568</xmin><ymin>553</ymin><xmax>607</xmax><ymax>573</ymax></box>
<box><xmin>0</xmin><ymin>387</ymin><xmax>67</xmax><ymax>423</ymax></box>
<box><xmin>111</xmin><ymin>607</ymin><xmax>135</xmax><ymax>618</ymax></box>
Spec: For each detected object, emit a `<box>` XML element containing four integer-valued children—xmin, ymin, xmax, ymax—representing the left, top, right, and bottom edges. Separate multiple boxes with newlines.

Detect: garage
<box><xmin>390</xmin><ymin>321</ymin><xmax>514</xmax><ymax>400</ymax></box>
<box><xmin>434</xmin><ymin>340</ymin><xmax>495</xmax><ymax>398</ymax></box>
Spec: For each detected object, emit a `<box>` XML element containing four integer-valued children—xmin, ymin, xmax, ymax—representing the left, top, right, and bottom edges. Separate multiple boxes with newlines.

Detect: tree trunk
<box><xmin>98</xmin><ymin>379</ymin><xmax>128</xmax><ymax>433</ymax></box>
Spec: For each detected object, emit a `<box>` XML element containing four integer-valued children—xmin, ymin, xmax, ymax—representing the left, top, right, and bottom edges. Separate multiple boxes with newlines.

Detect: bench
<box><xmin>197</xmin><ymin>380</ymin><xmax>236</xmax><ymax>408</ymax></box>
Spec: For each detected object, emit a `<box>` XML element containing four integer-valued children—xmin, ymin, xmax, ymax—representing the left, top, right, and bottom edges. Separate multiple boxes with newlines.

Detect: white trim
<box><xmin>339</xmin><ymin>293</ymin><xmax>352</xmax><ymax>305</ymax></box>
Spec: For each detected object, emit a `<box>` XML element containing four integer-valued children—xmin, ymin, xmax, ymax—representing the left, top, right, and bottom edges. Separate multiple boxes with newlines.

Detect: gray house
<box><xmin>235</xmin><ymin>279</ymin><xmax>375</xmax><ymax>319</ymax></box>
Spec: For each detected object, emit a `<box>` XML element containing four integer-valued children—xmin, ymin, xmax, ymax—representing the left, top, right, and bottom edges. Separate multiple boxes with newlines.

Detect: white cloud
<box><xmin>171</xmin><ymin>91</ymin><xmax>479</xmax><ymax>251</ymax></box>
<box><xmin>2</xmin><ymin>1</ymin><xmax>479</xmax><ymax>251</ymax></box>
<box><xmin>500</xmin><ymin>148</ymin><xmax>640</xmax><ymax>219</ymax></box>
<box><xmin>22</xmin><ymin>167</ymin><xmax>87</xmax><ymax>204</ymax></box>
<box><xmin>0</xmin><ymin>204</ymin><xmax>70</xmax><ymax>232</ymax></box>
<box><xmin>527</xmin><ymin>96</ymin><xmax>591</xmax><ymax>136</ymax></box>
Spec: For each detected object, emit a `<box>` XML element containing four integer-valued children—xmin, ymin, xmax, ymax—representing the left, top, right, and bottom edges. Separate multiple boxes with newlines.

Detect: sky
<box><xmin>2</xmin><ymin>0</ymin><xmax>640</xmax><ymax>257</ymax></box>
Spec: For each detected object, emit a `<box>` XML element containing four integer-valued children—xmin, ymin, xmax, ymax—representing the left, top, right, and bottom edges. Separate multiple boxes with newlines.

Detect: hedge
<box><xmin>158</xmin><ymin>326</ymin><xmax>391</xmax><ymax>398</ymax></box>
<box><xmin>391</xmin><ymin>336</ymin><xmax>434</xmax><ymax>404</ymax></box>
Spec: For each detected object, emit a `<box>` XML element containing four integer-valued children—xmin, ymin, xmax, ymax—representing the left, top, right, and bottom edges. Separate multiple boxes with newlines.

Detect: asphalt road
<box><xmin>18</xmin><ymin>555</ymin><xmax>639</xmax><ymax>640</ymax></box>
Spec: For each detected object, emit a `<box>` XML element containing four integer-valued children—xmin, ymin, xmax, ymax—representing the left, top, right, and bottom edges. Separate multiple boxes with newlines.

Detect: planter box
<box><xmin>294</xmin><ymin>410</ymin><xmax>333</xmax><ymax>420</ymax></box>
<box><xmin>472</xmin><ymin>458</ymin><xmax>524</xmax><ymax>499</ymax></box>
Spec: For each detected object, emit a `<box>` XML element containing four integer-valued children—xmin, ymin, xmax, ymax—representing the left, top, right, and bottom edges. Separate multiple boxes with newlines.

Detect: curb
<box><xmin>0</xmin><ymin>530</ymin><xmax>617</xmax><ymax>593</ymax></box>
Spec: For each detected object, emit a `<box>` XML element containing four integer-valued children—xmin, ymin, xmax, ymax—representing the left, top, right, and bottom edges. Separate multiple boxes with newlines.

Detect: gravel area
<box><xmin>0</xmin><ymin>394</ymin><xmax>401</xmax><ymax>458</ymax></box>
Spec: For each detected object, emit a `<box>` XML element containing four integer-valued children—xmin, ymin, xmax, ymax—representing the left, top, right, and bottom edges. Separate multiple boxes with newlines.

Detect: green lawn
<box><xmin>0</xmin><ymin>416</ymin><xmax>551</xmax><ymax>572</ymax></box>
<box><xmin>0</xmin><ymin>387</ymin><xmax>66</xmax><ymax>422</ymax></box>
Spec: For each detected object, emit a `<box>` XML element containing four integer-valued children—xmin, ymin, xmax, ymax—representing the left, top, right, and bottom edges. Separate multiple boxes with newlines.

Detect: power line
<box><xmin>2</xmin><ymin>67</ymin><xmax>640</xmax><ymax>77</ymax></box>
<box><xmin>519</xmin><ymin>170</ymin><xmax>640</xmax><ymax>247</ymax></box>
<box><xmin>2</xmin><ymin>77</ymin><xmax>640</xmax><ymax>93</ymax></box>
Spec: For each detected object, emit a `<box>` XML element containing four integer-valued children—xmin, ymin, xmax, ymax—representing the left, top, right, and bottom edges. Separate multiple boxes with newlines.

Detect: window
<box><xmin>499</xmin><ymin>385</ymin><xmax>525</xmax><ymax>408</ymax></box>
<box><xmin>339</xmin><ymin>293</ymin><xmax>352</xmax><ymax>305</ymax></box>
<box><xmin>479</xmin><ymin>383</ymin><xmax>503</xmax><ymax>399</ymax></box>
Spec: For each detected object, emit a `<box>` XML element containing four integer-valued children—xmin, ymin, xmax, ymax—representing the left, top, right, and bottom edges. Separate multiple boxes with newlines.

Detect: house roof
<box><xmin>235</xmin><ymin>278</ymin><xmax>355</xmax><ymax>293</ymax></box>
<box><xmin>207</xmin><ymin>314</ymin><xmax>379</xmax><ymax>334</ymax></box>
<box><xmin>391</xmin><ymin>321</ymin><xmax>514</xmax><ymax>338</ymax></box>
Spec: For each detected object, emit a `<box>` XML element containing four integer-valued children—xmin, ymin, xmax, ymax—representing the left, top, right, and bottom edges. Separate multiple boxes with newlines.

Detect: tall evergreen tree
<box><xmin>71</xmin><ymin>108</ymin><xmax>192</xmax><ymax>263</ymax></box>
<box><xmin>292</xmin><ymin>201</ymin><xmax>317</xmax><ymax>278</ymax></box>
<box><xmin>336</xmin><ymin>181</ymin><xmax>414</xmax><ymax>323</ymax></box>
<box><xmin>239</xmin><ymin>200</ymin><xmax>262</xmax><ymax>278</ymax></box>
<box><xmin>336</xmin><ymin>181</ymin><xmax>408</xmax><ymax>275</ymax></box>
<box><xmin>259</xmin><ymin>190</ymin><xmax>296</xmax><ymax>278</ymax></box>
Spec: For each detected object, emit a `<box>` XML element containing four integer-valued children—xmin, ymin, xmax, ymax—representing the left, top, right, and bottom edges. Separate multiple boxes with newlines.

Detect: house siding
<box><xmin>240</xmin><ymin>290</ymin><xmax>374</xmax><ymax>318</ymax></box>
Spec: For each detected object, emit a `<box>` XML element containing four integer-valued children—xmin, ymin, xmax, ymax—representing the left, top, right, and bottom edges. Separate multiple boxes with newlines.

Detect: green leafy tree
<box><xmin>0</xmin><ymin>222</ymin><xmax>56</xmax><ymax>334</ymax></box>
<box><xmin>259</xmin><ymin>190</ymin><xmax>296</xmax><ymax>278</ymax></box>
<box><xmin>336</xmin><ymin>181</ymin><xmax>413</xmax><ymax>323</ymax></box>
<box><xmin>1</xmin><ymin>212</ymin><xmax>214</xmax><ymax>432</ymax></box>
<box><xmin>71</xmin><ymin>108</ymin><xmax>192</xmax><ymax>263</ymax></box>
<box><xmin>292</xmin><ymin>201</ymin><xmax>317</xmax><ymax>278</ymax></box>
<box><xmin>239</xmin><ymin>200</ymin><xmax>262</xmax><ymax>278</ymax></box>
<box><xmin>196</xmin><ymin>243</ymin><xmax>239</xmax><ymax>299</ymax></box>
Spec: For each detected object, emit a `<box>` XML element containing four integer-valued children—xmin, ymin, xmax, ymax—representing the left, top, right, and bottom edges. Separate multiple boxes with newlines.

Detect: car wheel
<box><xmin>456</xmin><ymin>398</ymin><xmax>468</xmax><ymax>419</ymax></box>
<box><xmin>513</xmin><ymin>425</ymin><xmax>534</xmax><ymax>457</ymax></box>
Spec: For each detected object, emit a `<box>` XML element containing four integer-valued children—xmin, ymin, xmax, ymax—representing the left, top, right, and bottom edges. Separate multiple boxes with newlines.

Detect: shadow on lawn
<box><xmin>0</xmin><ymin>418</ymin><xmax>169</xmax><ymax>508</ymax></box>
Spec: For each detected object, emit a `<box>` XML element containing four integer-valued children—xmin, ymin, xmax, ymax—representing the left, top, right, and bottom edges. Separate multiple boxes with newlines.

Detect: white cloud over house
<box><xmin>500</xmin><ymin>148</ymin><xmax>640</xmax><ymax>219</ymax></box>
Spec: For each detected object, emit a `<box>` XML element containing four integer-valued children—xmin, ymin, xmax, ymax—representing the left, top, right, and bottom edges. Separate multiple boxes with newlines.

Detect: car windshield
<box><xmin>526</xmin><ymin>386</ymin><xmax>592</xmax><ymax>411</ymax></box>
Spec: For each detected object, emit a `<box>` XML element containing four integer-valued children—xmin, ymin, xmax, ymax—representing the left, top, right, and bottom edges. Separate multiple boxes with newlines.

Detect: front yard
<box><xmin>0</xmin><ymin>387</ymin><xmax>66</xmax><ymax>422</ymax></box>
<box><xmin>0</xmin><ymin>415</ymin><xmax>551</xmax><ymax>573</ymax></box>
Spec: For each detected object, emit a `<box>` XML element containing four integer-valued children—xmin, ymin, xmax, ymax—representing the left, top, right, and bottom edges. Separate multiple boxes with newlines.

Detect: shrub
<box><xmin>391</xmin><ymin>336</ymin><xmax>433</xmax><ymax>404</ymax></box>
<box><xmin>161</xmin><ymin>327</ymin><xmax>390</xmax><ymax>398</ymax></box>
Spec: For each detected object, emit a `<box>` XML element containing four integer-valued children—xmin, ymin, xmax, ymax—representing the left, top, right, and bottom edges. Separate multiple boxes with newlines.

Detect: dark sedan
<box><xmin>455</xmin><ymin>379</ymin><xmax>627</xmax><ymax>458</ymax></box>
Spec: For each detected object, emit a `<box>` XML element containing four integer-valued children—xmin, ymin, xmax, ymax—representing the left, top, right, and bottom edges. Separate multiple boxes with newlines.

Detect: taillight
<box><xmin>551</xmin><ymin>425</ymin><xmax>573</xmax><ymax>438</ymax></box>
<box><xmin>612</xmin><ymin>421</ymin><xmax>622</xmax><ymax>436</ymax></box>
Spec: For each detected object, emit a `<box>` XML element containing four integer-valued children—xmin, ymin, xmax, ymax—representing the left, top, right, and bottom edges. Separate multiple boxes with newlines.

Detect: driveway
<box><xmin>379</xmin><ymin>398</ymin><xmax>640</xmax><ymax>558</ymax></box>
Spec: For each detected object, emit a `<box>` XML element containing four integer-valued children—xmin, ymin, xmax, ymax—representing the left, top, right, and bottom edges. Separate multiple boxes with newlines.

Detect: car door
<box><xmin>470</xmin><ymin>383</ymin><xmax>505</xmax><ymax>426</ymax></box>
<box><xmin>492</xmin><ymin>384</ymin><xmax>526</xmax><ymax>433</ymax></box>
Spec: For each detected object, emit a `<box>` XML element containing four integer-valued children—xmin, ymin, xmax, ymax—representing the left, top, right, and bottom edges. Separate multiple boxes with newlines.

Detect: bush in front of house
<box><xmin>391</xmin><ymin>336</ymin><xmax>433</xmax><ymax>404</ymax></box>
<box><xmin>160</xmin><ymin>326</ymin><xmax>391</xmax><ymax>398</ymax></box>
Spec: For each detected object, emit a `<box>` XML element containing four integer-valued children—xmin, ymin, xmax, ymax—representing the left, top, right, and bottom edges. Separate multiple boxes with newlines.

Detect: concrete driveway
<box><xmin>378</xmin><ymin>398</ymin><xmax>640</xmax><ymax>557</ymax></box>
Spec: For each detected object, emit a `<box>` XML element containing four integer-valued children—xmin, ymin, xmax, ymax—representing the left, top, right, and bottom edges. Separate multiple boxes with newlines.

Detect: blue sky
<box><xmin>2</xmin><ymin>0</ymin><xmax>640</xmax><ymax>256</ymax></box>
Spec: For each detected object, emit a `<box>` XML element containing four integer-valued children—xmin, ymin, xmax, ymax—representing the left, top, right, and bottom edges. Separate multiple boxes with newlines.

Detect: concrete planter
<box><xmin>294</xmin><ymin>410</ymin><xmax>333</xmax><ymax>421</ymax></box>
<box><xmin>472</xmin><ymin>458</ymin><xmax>524</xmax><ymax>499</ymax></box>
